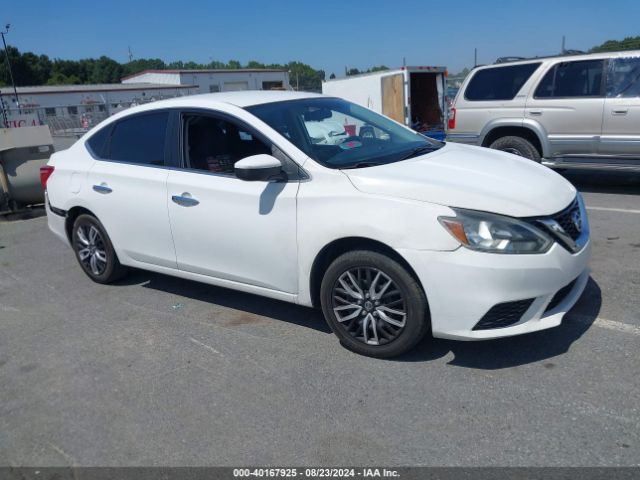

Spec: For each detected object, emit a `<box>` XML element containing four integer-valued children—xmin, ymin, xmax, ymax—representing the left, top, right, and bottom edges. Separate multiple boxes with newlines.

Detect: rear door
<box><xmin>85</xmin><ymin>110</ymin><xmax>177</xmax><ymax>268</ymax></box>
<box><xmin>381</xmin><ymin>73</ymin><xmax>406</xmax><ymax>124</ymax></box>
<box><xmin>526</xmin><ymin>59</ymin><xmax>606</xmax><ymax>156</ymax></box>
<box><xmin>601</xmin><ymin>55</ymin><xmax>640</xmax><ymax>158</ymax></box>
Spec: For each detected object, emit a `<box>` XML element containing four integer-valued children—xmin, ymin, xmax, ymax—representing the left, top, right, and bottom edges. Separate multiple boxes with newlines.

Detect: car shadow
<box><xmin>560</xmin><ymin>170</ymin><xmax>640</xmax><ymax>195</ymax></box>
<box><xmin>395</xmin><ymin>277</ymin><xmax>602</xmax><ymax>369</ymax></box>
<box><xmin>116</xmin><ymin>269</ymin><xmax>333</xmax><ymax>334</ymax></box>
<box><xmin>120</xmin><ymin>270</ymin><xmax>602</xmax><ymax>368</ymax></box>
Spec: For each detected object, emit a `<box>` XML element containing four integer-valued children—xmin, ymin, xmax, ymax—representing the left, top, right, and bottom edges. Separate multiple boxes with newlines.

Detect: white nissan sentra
<box><xmin>43</xmin><ymin>91</ymin><xmax>590</xmax><ymax>358</ymax></box>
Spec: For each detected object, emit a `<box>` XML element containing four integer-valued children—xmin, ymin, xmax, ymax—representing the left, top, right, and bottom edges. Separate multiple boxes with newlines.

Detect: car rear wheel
<box><xmin>71</xmin><ymin>214</ymin><xmax>127</xmax><ymax>284</ymax></box>
<box><xmin>320</xmin><ymin>250</ymin><xmax>429</xmax><ymax>358</ymax></box>
<box><xmin>489</xmin><ymin>136</ymin><xmax>541</xmax><ymax>162</ymax></box>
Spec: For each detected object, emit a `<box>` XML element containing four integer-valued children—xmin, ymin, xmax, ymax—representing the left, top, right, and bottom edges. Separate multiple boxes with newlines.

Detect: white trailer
<box><xmin>322</xmin><ymin>66</ymin><xmax>448</xmax><ymax>139</ymax></box>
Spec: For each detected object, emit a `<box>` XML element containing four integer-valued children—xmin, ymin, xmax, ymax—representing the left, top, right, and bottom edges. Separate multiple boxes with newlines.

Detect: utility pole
<box><xmin>0</xmin><ymin>24</ymin><xmax>19</xmax><ymax>113</ymax></box>
<box><xmin>474</xmin><ymin>48</ymin><xmax>477</xmax><ymax>67</ymax></box>
<box><xmin>128</xmin><ymin>46</ymin><xmax>133</xmax><ymax>62</ymax></box>
<box><xmin>561</xmin><ymin>35</ymin><xmax>566</xmax><ymax>54</ymax></box>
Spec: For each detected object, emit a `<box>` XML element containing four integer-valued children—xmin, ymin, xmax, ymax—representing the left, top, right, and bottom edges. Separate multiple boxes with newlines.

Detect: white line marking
<box><xmin>569</xmin><ymin>314</ymin><xmax>640</xmax><ymax>336</ymax></box>
<box><xmin>189</xmin><ymin>336</ymin><xmax>223</xmax><ymax>356</ymax></box>
<box><xmin>586</xmin><ymin>206</ymin><xmax>640</xmax><ymax>214</ymax></box>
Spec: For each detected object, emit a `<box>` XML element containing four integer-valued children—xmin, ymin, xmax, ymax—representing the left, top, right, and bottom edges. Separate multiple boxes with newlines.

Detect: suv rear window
<box><xmin>464</xmin><ymin>63</ymin><xmax>541</xmax><ymax>101</ymax></box>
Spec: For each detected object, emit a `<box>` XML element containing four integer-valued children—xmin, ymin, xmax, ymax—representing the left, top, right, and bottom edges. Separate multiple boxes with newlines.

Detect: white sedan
<box><xmin>42</xmin><ymin>91</ymin><xmax>590</xmax><ymax>358</ymax></box>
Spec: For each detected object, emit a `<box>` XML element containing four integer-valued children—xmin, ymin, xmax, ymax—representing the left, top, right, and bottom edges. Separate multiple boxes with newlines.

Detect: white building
<box><xmin>0</xmin><ymin>68</ymin><xmax>290</xmax><ymax>134</ymax></box>
<box><xmin>0</xmin><ymin>83</ymin><xmax>197</xmax><ymax>130</ymax></box>
<box><xmin>121</xmin><ymin>68</ymin><xmax>290</xmax><ymax>93</ymax></box>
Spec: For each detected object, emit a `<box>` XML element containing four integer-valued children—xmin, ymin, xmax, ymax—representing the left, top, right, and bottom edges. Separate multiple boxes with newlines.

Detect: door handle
<box><xmin>171</xmin><ymin>193</ymin><xmax>200</xmax><ymax>207</ymax></box>
<box><xmin>528</xmin><ymin>109</ymin><xmax>543</xmax><ymax>116</ymax></box>
<box><xmin>612</xmin><ymin>109</ymin><xmax>628</xmax><ymax>115</ymax></box>
<box><xmin>92</xmin><ymin>183</ymin><xmax>112</xmax><ymax>194</ymax></box>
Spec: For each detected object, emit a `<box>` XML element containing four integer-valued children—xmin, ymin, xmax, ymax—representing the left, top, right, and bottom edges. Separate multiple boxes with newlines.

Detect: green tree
<box><xmin>591</xmin><ymin>36</ymin><xmax>640</xmax><ymax>53</ymax></box>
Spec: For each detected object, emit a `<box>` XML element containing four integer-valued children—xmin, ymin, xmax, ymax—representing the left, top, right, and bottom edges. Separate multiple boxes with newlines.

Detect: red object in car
<box><xmin>448</xmin><ymin>107</ymin><xmax>456</xmax><ymax>130</ymax></box>
<box><xmin>40</xmin><ymin>165</ymin><xmax>55</xmax><ymax>189</ymax></box>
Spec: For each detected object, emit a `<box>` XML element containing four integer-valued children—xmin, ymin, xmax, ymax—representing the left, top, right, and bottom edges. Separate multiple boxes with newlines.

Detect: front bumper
<box><xmin>398</xmin><ymin>240</ymin><xmax>591</xmax><ymax>340</ymax></box>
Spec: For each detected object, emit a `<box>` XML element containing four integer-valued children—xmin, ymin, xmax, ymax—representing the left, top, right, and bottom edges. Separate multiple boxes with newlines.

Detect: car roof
<box><xmin>156</xmin><ymin>90</ymin><xmax>322</xmax><ymax>108</ymax></box>
<box><xmin>80</xmin><ymin>90</ymin><xmax>326</xmax><ymax>141</ymax></box>
<box><xmin>473</xmin><ymin>49</ymin><xmax>640</xmax><ymax>70</ymax></box>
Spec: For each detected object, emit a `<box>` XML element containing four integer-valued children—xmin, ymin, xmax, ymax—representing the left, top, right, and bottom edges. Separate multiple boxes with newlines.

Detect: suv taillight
<box><xmin>40</xmin><ymin>165</ymin><xmax>55</xmax><ymax>189</ymax></box>
<box><xmin>448</xmin><ymin>107</ymin><xmax>456</xmax><ymax>130</ymax></box>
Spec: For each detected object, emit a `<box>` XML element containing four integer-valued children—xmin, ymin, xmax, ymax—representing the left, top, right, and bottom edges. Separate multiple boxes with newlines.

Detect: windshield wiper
<box><xmin>401</xmin><ymin>144</ymin><xmax>439</xmax><ymax>160</ymax></box>
<box><xmin>340</xmin><ymin>161</ymin><xmax>384</xmax><ymax>170</ymax></box>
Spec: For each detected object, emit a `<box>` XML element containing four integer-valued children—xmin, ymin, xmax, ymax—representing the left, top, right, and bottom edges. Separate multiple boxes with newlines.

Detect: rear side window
<box><xmin>86</xmin><ymin>125</ymin><xmax>110</xmax><ymax>158</ymax></box>
<box><xmin>464</xmin><ymin>63</ymin><xmax>541</xmax><ymax>101</ymax></box>
<box><xmin>535</xmin><ymin>60</ymin><xmax>604</xmax><ymax>98</ymax></box>
<box><xmin>107</xmin><ymin>112</ymin><xmax>169</xmax><ymax>165</ymax></box>
<box><xmin>606</xmin><ymin>57</ymin><xmax>640</xmax><ymax>98</ymax></box>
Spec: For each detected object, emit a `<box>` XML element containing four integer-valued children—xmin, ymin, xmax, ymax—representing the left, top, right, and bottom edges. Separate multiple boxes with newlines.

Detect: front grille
<box><xmin>544</xmin><ymin>278</ymin><xmax>578</xmax><ymax>313</ymax></box>
<box><xmin>552</xmin><ymin>199</ymin><xmax>582</xmax><ymax>241</ymax></box>
<box><xmin>473</xmin><ymin>298</ymin><xmax>535</xmax><ymax>331</ymax></box>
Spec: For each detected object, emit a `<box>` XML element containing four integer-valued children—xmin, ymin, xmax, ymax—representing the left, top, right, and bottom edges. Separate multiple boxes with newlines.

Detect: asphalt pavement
<box><xmin>0</xmin><ymin>170</ymin><xmax>639</xmax><ymax>467</ymax></box>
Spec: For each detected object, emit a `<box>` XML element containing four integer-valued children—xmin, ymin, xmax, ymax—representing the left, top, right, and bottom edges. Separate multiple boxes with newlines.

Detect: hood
<box><xmin>343</xmin><ymin>142</ymin><xmax>576</xmax><ymax>217</ymax></box>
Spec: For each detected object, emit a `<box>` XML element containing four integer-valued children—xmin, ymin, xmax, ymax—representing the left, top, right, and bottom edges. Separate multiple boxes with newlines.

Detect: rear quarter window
<box><xmin>86</xmin><ymin>125</ymin><xmax>111</xmax><ymax>158</ymax></box>
<box><xmin>464</xmin><ymin>63</ymin><xmax>541</xmax><ymax>101</ymax></box>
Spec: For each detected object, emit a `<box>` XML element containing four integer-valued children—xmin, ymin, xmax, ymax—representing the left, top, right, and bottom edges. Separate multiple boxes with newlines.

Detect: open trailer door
<box><xmin>381</xmin><ymin>73</ymin><xmax>405</xmax><ymax>124</ymax></box>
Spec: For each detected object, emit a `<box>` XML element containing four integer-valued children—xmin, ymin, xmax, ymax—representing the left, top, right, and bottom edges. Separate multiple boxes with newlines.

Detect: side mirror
<box><xmin>234</xmin><ymin>154</ymin><xmax>283</xmax><ymax>182</ymax></box>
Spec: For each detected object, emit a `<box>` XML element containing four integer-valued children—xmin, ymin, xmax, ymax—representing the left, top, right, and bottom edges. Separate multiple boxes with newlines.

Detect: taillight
<box><xmin>448</xmin><ymin>107</ymin><xmax>456</xmax><ymax>130</ymax></box>
<box><xmin>40</xmin><ymin>165</ymin><xmax>55</xmax><ymax>189</ymax></box>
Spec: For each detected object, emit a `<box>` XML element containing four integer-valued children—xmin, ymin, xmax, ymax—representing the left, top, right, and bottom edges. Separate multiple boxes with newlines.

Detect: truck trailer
<box><xmin>321</xmin><ymin>66</ymin><xmax>448</xmax><ymax>140</ymax></box>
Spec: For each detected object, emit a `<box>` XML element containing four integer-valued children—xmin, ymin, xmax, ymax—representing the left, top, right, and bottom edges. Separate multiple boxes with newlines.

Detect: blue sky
<box><xmin>4</xmin><ymin>0</ymin><xmax>640</xmax><ymax>76</ymax></box>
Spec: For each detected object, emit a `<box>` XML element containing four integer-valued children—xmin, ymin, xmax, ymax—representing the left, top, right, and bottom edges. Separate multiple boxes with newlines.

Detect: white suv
<box><xmin>448</xmin><ymin>50</ymin><xmax>640</xmax><ymax>171</ymax></box>
<box><xmin>43</xmin><ymin>91</ymin><xmax>590</xmax><ymax>358</ymax></box>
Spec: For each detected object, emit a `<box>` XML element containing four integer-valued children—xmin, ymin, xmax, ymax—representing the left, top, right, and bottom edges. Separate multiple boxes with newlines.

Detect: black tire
<box><xmin>320</xmin><ymin>250</ymin><xmax>429</xmax><ymax>358</ymax></box>
<box><xmin>489</xmin><ymin>136</ymin><xmax>541</xmax><ymax>162</ymax></box>
<box><xmin>71</xmin><ymin>214</ymin><xmax>127</xmax><ymax>284</ymax></box>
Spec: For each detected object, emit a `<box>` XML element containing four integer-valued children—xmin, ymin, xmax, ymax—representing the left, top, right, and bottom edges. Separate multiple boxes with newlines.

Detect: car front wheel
<box><xmin>71</xmin><ymin>214</ymin><xmax>127</xmax><ymax>284</ymax></box>
<box><xmin>320</xmin><ymin>250</ymin><xmax>429</xmax><ymax>358</ymax></box>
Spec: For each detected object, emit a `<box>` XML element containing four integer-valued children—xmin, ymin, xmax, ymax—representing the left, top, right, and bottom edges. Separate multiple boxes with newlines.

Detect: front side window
<box><xmin>464</xmin><ymin>63</ymin><xmax>541</xmax><ymax>101</ymax></box>
<box><xmin>246</xmin><ymin>98</ymin><xmax>443</xmax><ymax>169</ymax></box>
<box><xmin>183</xmin><ymin>114</ymin><xmax>271</xmax><ymax>174</ymax></box>
<box><xmin>535</xmin><ymin>60</ymin><xmax>604</xmax><ymax>98</ymax></box>
<box><xmin>107</xmin><ymin>112</ymin><xmax>168</xmax><ymax>165</ymax></box>
<box><xmin>606</xmin><ymin>57</ymin><xmax>640</xmax><ymax>98</ymax></box>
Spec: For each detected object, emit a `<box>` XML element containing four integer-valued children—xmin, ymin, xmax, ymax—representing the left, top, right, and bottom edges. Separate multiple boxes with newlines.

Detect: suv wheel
<box><xmin>320</xmin><ymin>250</ymin><xmax>429</xmax><ymax>358</ymax></box>
<box><xmin>489</xmin><ymin>136</ymin><xmax>541</xmax><ymax>162</ymax></box>
<box><xmin>71</xmin><ymin>214</ymin><xmax>128</xmax><ymax>284</ymax></box>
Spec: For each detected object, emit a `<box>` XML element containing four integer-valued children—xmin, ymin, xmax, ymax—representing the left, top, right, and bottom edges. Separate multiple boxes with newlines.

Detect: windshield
<box><xmin>245</xmin><ymin>97</ymin><xmax>444</xmax><ymax>169</ymax></box>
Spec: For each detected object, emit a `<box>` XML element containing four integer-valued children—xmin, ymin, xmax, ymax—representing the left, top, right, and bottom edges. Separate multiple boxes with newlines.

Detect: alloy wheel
<box><xmin>76</xmin><ymin>223</ymin><xmax>108</xmax><ymax>276</ymax></box>
<box><xmin>331</xmin><ymin>267</ymin><xmax>406</xmax><ymax>346</ymax></box>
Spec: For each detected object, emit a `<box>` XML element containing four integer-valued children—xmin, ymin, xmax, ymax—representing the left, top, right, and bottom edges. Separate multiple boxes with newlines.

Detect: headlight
<box><xmin>438</xmin><ymin>208</ymin><xmax>553</xmax><ymax>254</ymax></box>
